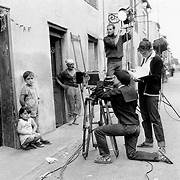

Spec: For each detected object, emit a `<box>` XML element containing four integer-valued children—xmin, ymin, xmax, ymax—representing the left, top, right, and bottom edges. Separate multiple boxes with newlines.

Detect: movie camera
<box><xmin>76</xmin><ymin>71</ymin><xmax>114</xmax><ymax>99</ymax></box>
<box><xmin>77</xmin><ymin>71</ymin><xmax>119</xmax><ymax>159</ymax></box>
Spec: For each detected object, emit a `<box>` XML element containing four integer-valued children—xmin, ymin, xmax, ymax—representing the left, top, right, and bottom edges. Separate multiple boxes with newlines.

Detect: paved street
<box><xmin>62</xmin><ymin>71</ymin><xmax>180</xmax><ymax>180</ymax></box>
<box><xmin>0</xmin><ymin>71</ymin><xmax>180</xmax><ymax>180</ymax></box>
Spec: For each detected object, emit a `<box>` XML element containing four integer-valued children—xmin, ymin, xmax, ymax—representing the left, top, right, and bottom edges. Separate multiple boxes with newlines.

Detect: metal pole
<box><xmin>146</xmin><ymin>9</ymin><xmax>149</xmax><ymax>40</ymax></box>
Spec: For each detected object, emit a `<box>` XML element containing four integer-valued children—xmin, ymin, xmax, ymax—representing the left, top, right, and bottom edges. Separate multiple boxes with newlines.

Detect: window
<box><xmin>88</xmin><ymin>34</ymin><xmax>98</xmax><ymax>71</ymax></box>
<box><xmin>84</xmin><ymin>0</ymin><xmax>98</xmax><ymax>9</ymax></box>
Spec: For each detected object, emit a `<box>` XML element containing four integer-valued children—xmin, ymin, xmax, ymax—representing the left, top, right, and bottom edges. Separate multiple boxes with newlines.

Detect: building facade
<box><xmin>0</xmin><ymin>0</ymin><xmax>106</xmax><ymax>148</ymax></box>
<box><xmin>0</xmin><ymin>0</ymin><xmax>159</xmax><ymax>148</ymax></box>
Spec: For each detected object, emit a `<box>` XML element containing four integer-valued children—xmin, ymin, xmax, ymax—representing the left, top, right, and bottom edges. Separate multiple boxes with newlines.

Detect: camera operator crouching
<box><xmin>93</xmin><ymin>70</ymin><xmax>172</xmax><ymax>164</ymax></box>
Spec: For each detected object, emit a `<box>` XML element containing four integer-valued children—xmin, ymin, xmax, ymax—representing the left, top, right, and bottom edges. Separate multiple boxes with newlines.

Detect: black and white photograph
<box><xmin>0</xmin><ymin>0</ymin><xmax>180</xmax><ymax>179</ymax></box>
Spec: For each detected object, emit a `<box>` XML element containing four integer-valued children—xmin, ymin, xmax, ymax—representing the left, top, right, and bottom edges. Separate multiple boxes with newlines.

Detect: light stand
<box><xmin>161</xmin><ymin>92</ymin><xmax>180</xmax><ymax>119</ymax></box>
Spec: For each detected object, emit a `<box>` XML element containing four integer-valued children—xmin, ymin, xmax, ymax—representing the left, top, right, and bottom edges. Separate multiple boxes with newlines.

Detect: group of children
<box><xmin>17</xmin><ymin>71</ymin><xmax>51</xmax><ymax>150</ymax></box>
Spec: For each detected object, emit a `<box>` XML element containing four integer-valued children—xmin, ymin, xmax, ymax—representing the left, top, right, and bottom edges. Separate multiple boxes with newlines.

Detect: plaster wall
<box><xmin>0</xmin><ymin>0</ymin><xmax>105</xmax><ymax>133</ymax></box>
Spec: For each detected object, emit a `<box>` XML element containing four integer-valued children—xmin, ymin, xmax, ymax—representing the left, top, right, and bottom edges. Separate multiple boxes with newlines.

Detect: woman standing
<box><xmin>133</xmin><ymin>38</ymin><xmax>165</xmax><ymax>153</ymax></box>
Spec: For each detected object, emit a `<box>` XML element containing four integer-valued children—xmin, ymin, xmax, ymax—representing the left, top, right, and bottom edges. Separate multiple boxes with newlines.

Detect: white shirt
<box><xmin>129</xmin><ymin>50</ymin><xmax>156</xmax><ymax>79</ymax></box>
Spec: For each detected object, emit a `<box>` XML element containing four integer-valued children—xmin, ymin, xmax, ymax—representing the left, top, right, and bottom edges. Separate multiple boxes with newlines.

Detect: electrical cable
<box><xmin>145</xmin><ymin>161</ymin><xmax>153</xmax><ymax>180</ymax></box>
<box><xmin>136</xmin><ymin>105</ymin><xmax>155</xmax><ymax>179</ymax></box>
<box><xmin>162</xmin><ymin>98</ymin><xmax>180</xmax><ymax>121</ymax></box>
<box><xmin>40</xmin><ymin>143</ymin><xmax>83</xmax><ymax>180</ymax></box>
<box><xmin>40</xmin><ymin>96</ymin><xmax>175</xmax><ymax>180</ymax></box>
<box><xmin>136</xmin><ymin>93</ymin><xmax>179</xmax><ymax>180</ymax></box>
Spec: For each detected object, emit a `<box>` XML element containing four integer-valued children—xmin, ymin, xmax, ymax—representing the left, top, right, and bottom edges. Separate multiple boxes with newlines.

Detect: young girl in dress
<box><xmin>17</xmin><ymin>107</ymin><xmax>44</xmax><ymax>150</ymax></box>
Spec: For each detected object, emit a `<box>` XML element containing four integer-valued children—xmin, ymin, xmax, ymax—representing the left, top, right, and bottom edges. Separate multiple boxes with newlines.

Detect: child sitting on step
<box><xmin>17</xmin><ymin>107</ymin><xmax>44</xmax><ymax>150</ymax></box>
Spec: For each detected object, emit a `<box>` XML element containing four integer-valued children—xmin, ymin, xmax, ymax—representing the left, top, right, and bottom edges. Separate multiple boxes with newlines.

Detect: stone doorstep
<box><xmin>18</xmin><ymin>139</ymin><xmax>82</xmax><ymax>180</ymax></box>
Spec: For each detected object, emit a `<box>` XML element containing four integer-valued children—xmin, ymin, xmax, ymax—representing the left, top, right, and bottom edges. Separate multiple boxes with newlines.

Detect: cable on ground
<box><xmin>145</xmin><ymin>161</ymin><xmax>153</xmax><ymax>180</ymax></box>
<box><xmin>40</xmin><ymin>143</ymin><xmax>83</xmax><ymax>180</ymax></box>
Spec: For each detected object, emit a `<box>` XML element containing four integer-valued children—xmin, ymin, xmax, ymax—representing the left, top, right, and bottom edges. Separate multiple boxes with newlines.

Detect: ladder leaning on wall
<box><xmin>70</xmin><ymin>32</ymin><xmax>87</xmax><ymax>108</ymax></box>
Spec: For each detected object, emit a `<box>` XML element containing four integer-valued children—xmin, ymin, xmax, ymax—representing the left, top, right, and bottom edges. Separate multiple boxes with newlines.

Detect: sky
<box><xmin>149</xmin><ymin>0</ymin><xmax>180</xmax><ymax>60</ymax></box>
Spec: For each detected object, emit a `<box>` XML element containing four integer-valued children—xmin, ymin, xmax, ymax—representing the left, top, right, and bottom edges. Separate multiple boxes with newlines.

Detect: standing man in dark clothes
<box><xmin>93</xmin><ymin>70</ymin><xmax>172</xmax><ymax>164</ymax></box>
<box><xmin>103</xmin><ymin>24</ymin><xmax>131</xmax><ymax>76</ymax></box>
<box><xmin>56</xmin><ymin>58</ymin><xmax>81</xmax><ymax>125</ymax></box>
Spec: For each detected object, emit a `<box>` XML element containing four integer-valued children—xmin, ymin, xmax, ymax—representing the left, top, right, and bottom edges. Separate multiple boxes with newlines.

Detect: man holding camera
<box><xmin>103</xmin><ymin>24</ymin><xmax>131</xmax><ymax>76</ymax></box>
<box><xmin>93</xmin><ymin>70</ymin><xmax>172</xmax><ymax>164</ymax></box>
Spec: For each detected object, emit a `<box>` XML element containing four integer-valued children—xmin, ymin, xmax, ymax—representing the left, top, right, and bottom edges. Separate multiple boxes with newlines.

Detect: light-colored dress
<box><xmin>17</xmin><ymin>118</ymin><xmax>40</xmax><ymax>145</ymax></box>
<box><xmin>20</xmin><ymin>84</ymin><xmax>39</xmax><ymax>118</ymax></box>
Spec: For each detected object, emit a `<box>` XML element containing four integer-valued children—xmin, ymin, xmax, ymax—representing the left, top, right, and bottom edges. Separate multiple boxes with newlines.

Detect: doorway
<box><xmin>49</xmin><ymin>23</ymin><xmax>67</xmax><ymax>127</ymax></box>
<box><xmin>0</xmin><ymin>83</ymin><xmax>2</xmax><ymax>146</ymax></box>
<box><xmin>0</xmin><ymin>7</ymin><xmax>17</xmax><ymax>147</ymax></box>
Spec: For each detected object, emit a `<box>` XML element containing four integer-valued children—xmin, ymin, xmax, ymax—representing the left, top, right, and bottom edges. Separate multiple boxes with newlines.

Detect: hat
<box><xmin>65</xmin><ymin>58</ymin><xmax>75</xmax><ymax>64</ymax></box>
<box><xmin>104</xmin><ymin>75</ymin><xmax>115</xmax><ymax>82</ymax></box>
<box><xmin>104</xmin><ymin>75</ymin><xmax>115</xmax><ymax>87</ymax></box>
<box><xmin>114</xmin><ymin>70</ymin><xmax>131</xmax><ymax>85</ymax></box>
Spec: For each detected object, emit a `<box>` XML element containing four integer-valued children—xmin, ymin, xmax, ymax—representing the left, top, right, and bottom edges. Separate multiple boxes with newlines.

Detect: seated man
<box><xmin>93</xmin><ymin>70</ymin><xmax>172</xmax><ymax>164</ymax></box>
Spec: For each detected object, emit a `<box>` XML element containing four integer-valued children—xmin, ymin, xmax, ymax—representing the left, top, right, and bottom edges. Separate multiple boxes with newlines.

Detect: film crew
<box><xmin>56</xmin><ymin>58</ymin><xmax>81</xmax><ymax>125</ymax></box>
<box><xmin>130</xmin><ymin>38</ymin><xmax>166</xmax><ymax>153</ymax></box>
<box><xmin>92</xmin><ymin>70</ymin><xmax>172</xmax><ymax>164</ymax></box>
<box><xmin>103</xmin><ymin>23</ymin><xmax>131</xmax><ymax>76</ymax></box>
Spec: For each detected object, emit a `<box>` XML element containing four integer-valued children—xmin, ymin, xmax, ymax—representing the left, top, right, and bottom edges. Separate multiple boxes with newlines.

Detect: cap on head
<box><xmin>114</xmin><ymin>70</ymin><xmax>131</xmax><ymax>85</ymax></box>
<box><xmin>65</xmin><ymin>58</ymin><xmax>75</xmax><ymax>64</ymax></box>
<box><xmin>104</xmin><ymin>75</ymin><xmax>115</xmax><ymax>82</ymax></box>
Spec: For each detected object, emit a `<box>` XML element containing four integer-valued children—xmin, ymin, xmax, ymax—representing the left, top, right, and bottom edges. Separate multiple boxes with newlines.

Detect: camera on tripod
<box><xmin>76</xmin><ymin>71</ymin><xmax>115</xmax><ymax>105</ymax></box>
<box><xmin>76</xmin><ymin>71</ymin><xmax>115</xmax><ymax>90</ymax></box>
<box><xmin>76</xmin><ymin>71</ymin><xmax>100</xmax><ymax>86</ymax></box>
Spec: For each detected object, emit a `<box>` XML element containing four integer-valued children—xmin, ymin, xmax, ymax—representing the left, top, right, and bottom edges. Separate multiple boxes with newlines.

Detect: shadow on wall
<box><xmin>15</xmin><ymin>52</ymin><xmax>56</xmax><ymax>134</ymax></box>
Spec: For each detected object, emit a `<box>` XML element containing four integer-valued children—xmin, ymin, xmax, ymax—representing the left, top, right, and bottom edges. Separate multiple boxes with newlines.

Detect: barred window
<box><xmin>84</xmin><ymin>0</ymin><xmax>98</xmax><ymax>9</ymax></box>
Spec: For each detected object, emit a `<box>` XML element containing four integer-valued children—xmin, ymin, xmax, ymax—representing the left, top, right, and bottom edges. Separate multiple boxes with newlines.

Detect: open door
<box><xmin>49</xmin><ymin>23</ymin><xmax>67</xmax><ymax>127</ymax></box>
<box><xmin>0</xmin><ymin>7</ymin><xmax>18</xmax><ymax>148</ymax></box>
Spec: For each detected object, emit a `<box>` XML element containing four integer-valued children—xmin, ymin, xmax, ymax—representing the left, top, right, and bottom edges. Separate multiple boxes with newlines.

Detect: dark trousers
<box><xmin>107</xmin><ymin>58</ymin><xmax>122</xmax><ymax>76</ymax></box>
<box><xmin>94</xmin><ymin>124</ymin><xmax>159</xmax><ymax>162</ymax></box>
<box><xmin>139</xmin><ymin>95</ymin><xmax>165</xmax><ymax>147</ymax></box>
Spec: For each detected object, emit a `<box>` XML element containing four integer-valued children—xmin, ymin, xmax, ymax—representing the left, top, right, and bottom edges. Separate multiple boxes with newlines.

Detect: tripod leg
<box><xmin>90</xmin><ymin>102</ymin><xmax>95</xmax><ymax>148</ymax></box>
<box><xmin>99</xmin><ymin>100</ymin><xmax>119</xmax><ymax>158</ymax></box>
<box><xmin>82</xmin><ymin>99</ymin><xmax>88</xmax><ymax>158</ymax></box>
<box><xmin>105</xmin><ymin>103</ymin><xmax>119</xmax><ymax>158</ymax></box>
<box><xmin>84</xmin><ymin>100</ymin><xmax>94</xmax><ymax>159</ymax></box>
<box><xmin>84</xmin><ymin>127</ymin><xmax>91</xmax><ymax>159</ymax></box>
<box><xmin>110</xmin><ymin>137</ymin><xmax>119</xmax><ymax>158</ymax></box>
<box><xmin>82</xmin><ymin>99</ymin><xmax>95</xmax><ymax>159</ymax></box>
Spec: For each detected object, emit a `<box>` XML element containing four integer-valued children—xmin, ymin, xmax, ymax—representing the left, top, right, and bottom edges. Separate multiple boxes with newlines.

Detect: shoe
<box><xmin>68</xmin><ymin>122</ymin><xmax>73</xmax><ymax>126</ymax></box>
<box><xmin>30</xmin><ymin>143</ymin><xmax>38</xmax><ymax>149</ymax></box>
<box><xmin>34</xmin><ymin>141</ymin><xmax>45</xmax><ymax>148</ymax></box>
<box><xmin>21</xmin><ymin>145</ymin><xmax>34</xmax><ymax>150</ymax></box>
<box><xmin>94</xmin><ymin>155</ymin><xmax>112</xmax><ymax>164</ymax></box>
<box><xmin>67</xmin><ymin>118</ymin><xmax>74</xmax><ymax>126</ymax></box>
<box><xmin>137</xmin><ymin>142</ymin><xmax>153</xmax><ymax>148</ymax></box>
<box><xmin>158</xmin><ymin>150</ymin><xmax>173</xmax><ymax>164</ymax></box>
<box><xmin>72</xmin><ymin>122</ymin><xmax>79</xmax><ymax>125</ymax></box>
<box><xmin>40</xmin><ymin>139</ymin><xmax>51</xmax><ymax>145</ymax></box>
<box><xmin>159</xmin><ymin>147</ymin><xmax>166</xmax><ymax>154</ymax></box>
